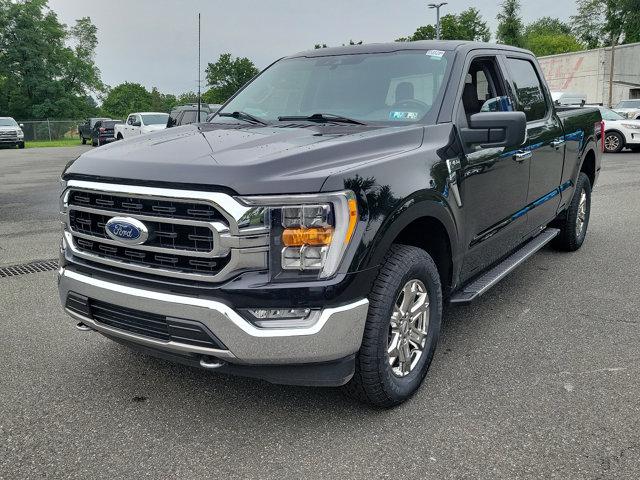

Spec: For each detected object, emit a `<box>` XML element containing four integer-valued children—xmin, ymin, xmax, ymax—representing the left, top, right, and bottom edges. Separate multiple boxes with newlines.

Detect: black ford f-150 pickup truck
<box><xmin>58</xmin><ymin>41</ymin><xmax>602</xmax><ymax>407</ymax></box>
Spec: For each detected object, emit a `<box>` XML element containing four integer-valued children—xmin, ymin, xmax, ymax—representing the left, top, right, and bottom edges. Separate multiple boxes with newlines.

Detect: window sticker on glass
<box><xmin>389</xmin><ymin>111</ymin><xmax>419</xmax><ymax>120</ymax></box>
<box><xmin>426</xmin><ymin>50</ymin><xmax>445</xmax><ymax>58</ymax></box>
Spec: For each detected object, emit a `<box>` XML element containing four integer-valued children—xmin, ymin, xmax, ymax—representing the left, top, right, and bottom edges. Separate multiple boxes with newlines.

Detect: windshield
<box><xmin>615</xmin><ymin>100</ymin><xmax>640</xmax><ymax>109</ymax></box>
<box><xmin>600</xmin><ymin>108</ymin><xmax>625</xmax><ymax>121</ymax></box>
<box><xmin>216</xmin><ymin>50</ymin><xmax>451</xmax><ymax>124</ymax></box>
<box><xmin>141</xmin><ymin>114</ymin><xmax>169</xmax><ymax>125</ymax></box>
<box><xmin>0</xmin><ymin>118</ymin><xmax>18</xmax><ymax>127</ymax></box>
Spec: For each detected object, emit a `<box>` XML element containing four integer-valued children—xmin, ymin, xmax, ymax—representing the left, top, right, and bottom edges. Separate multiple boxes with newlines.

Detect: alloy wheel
<box><xmin>604</xmin><ymin>134</ymin><xmax>620</xmax><ymax>152</ymax></box>
<box><xmin>387</xmin><ymin>279</ymin><xmax>430</xmax><ymax>377</ymax></box>
<box><xmin>575</xmin><ymin>189</ymin><xmax>587</xmax><ymax>237</ymax></box>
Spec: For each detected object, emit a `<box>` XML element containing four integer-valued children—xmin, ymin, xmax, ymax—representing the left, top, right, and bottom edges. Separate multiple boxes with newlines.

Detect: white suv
<box><xmin>0</xmin><ymin>117</ymin><xmax>25</xmax><ymax>149</ymax></box>
<box><xmin>600</xmin><ymin>107</ymin><xmax>640</xmax><ymax>153</ymax></box>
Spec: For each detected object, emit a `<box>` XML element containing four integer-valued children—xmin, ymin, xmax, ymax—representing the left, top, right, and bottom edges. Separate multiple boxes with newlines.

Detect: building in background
<box><xmin>539</xmin><ymin>42</ymin><xmax>640</xmax><ymax>107</ymax></box>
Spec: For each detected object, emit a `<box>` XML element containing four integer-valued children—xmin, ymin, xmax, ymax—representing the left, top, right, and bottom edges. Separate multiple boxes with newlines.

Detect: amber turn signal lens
<box><xmin>345</xmin><ymin>198</ymin><xmax>358</xmax><ymax>245</ymax></box>
<box><xmin>282</xmin><ymin>227</ymin><xmax>334</xmax><ymax>247</ymax></box>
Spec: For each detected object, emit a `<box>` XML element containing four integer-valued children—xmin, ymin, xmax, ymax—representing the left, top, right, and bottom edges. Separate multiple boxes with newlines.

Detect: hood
<box><xmin>63</xmin><ymin>123</ymin><xmax>425</xmax><ymax>195</ymax></box>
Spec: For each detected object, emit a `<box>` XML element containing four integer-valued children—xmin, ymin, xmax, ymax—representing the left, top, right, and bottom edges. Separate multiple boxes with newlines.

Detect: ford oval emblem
<box><xmin>104</xmin><ymin>217</ymin><xmax>149</xmax><ymax>245</ymax></box>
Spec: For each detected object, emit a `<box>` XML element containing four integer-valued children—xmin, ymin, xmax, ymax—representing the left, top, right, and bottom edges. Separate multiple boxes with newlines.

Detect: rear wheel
<box><xmin>343</xmin><ymin>244</ymin><xmax>442</xmax><ymax>408</ymax></box>
<box><xmin>552</xmin><ymin>172</ymin><xmax>591</xmax><ymax>252</ymax></box>
<box><xmin>604</xmin><ymin>131</ymin><xmax>623</xmax><ymax>153</ymax></box>
<box><xmin>81</xmin><ymin>136</ymin><xmax>86</xmax><ymax>145</ymax></box>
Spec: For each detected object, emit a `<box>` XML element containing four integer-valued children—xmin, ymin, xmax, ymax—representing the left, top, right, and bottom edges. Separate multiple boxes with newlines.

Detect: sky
<box><xmin>47</xmin><ymin>0</ymin><xmax>576</xmax><ymax>95</ymax></box>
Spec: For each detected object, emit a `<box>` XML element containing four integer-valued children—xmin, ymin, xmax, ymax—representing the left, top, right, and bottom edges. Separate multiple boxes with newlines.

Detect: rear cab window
<box><xmin>505</xmin><ymin>58</ymin><xmax>548</xmax><ymax>122</ymax></box>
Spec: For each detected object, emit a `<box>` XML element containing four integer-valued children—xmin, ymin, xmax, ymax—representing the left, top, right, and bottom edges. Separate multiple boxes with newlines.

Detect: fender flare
<box><xmin>364</xmin><ymin>191</ymin><xmax>460</xmax><ymax>275</ymax></box>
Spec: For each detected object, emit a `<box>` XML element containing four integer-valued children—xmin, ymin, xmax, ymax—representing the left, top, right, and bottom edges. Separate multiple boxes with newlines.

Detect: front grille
<box><xmin>74</xmin><ymin>236</ymin><xmax>227</xmax><ymax>274</ymax></box>
<box><xmin>66</xmin><ymin>292</ymin><xmax>227</xmax><ymax>349</ymax></box>
<box><xmin>0</xmin><ymin>130</ymin><xmax>17</xmax><ymax>139</ymax></box>
<box><xmin>69</xmin><ymin>210</ymin><xmax>215</xmax><ymax>252</ymax></box>
<box><xmin>65</xmin><ymin>187</ymin><xmax>234</xmax><ymax>278</ymax></box>
<box><xmin>68</xmin><ymin>190</ymin><xmax>224</xmax><ymax>222</ymax></box>
<box><xmin>62</xmin><ymin>182</ymin><xmax>269</xmax><ymax>283</ymax></box>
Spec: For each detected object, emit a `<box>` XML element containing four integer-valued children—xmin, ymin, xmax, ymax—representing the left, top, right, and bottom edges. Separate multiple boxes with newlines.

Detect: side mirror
<box><xmin>19</xmin><ymin>123</ymin><xmax>24</xmax><ymax>128</ymax></box>
<box><xmin>460</xmin><ymin>111</ymin><xmax>526</xmax><ymax>148</ymax></box>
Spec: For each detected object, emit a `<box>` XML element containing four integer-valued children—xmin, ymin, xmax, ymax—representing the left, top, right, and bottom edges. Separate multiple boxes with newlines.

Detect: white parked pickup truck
<box><xmin>114</xmin><ymin>112</ymin><xmax>170</xmax><ymax>140</ymax></box>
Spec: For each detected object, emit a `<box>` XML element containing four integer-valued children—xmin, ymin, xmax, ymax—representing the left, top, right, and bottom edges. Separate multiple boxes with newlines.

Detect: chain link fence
<box><xmin>17</xmin><ymin>120</ymin><xmax>83</xmax><ymax>142</ymax></box>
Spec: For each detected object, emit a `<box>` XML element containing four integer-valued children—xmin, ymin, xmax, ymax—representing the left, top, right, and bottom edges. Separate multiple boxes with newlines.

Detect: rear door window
<box><xmin>506</xmin><ymin>58</ymin><xmax>548</xmax><ymax>122</ymax></box>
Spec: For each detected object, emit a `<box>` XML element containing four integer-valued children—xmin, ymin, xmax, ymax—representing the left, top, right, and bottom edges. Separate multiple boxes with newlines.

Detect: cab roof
<box><xmin>288</xmin><ymin>41</ymin><xmax>531</xmax><ymax>59</ymax></box>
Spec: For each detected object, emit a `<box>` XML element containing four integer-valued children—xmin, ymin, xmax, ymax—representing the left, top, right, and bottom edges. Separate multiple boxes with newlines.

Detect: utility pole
<box><xmin>197</xmin><ymin>13</ymin><xmax>201</xmax><ymax>121</ymax></box>
<box><xmin>428</xmin><ymin>2</ymin><xmax>448</xmax><ymax>40</ymax></box>
<box><xmin>608</xmin><ymin>35</ymin><xmax>616</xmax><ymax>108</ymax></box>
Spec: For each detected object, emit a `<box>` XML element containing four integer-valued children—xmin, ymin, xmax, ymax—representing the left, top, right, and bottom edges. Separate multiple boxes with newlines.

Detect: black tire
<box><xmin>91</xmin><ymin>138</ymin><xmax>98</xmax><ymax>147</ymax></box>
<box><xmin>604</xmin><ymin>131</ymin><xmax>624</xmax><ymax>153</ymax></box>
<box><xmin>18</xmin><ymin>142</ymin><xmax>25</xmax><ymax>149</ymax></box>
<box><xmin>629</xmin><ymin>146</ymin><xmax>640</xmax><ymax>153</ymax></box>
<box><xmin>552</xmin><ymin>172</ymin><xmax>591</xmax><ymax>252</ymax></box>
<box><xmin>117</xmin><ymin>133</ymin><xmax>123</xmax><ymax>140</ymax></box>
<box><xmin>343</xmin><ymin>244</ymin><xmax>442</xmax><ymax>408</ymax></box>
<box><xmin>81</xmin><ymin>136</ymin><xmax>86</xmax><ymax>145</ymax></box>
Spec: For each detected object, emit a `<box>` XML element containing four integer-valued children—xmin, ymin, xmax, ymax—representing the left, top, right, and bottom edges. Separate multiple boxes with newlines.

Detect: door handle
<box><xmin>551</xmin><ymin>139</ymin><xmax>565</xmax><ymax>149</ymax></box>
<box><xmin>513</xmin><ymin>150</ymin><xmax>532</xmax><ymax>162</ymax></box>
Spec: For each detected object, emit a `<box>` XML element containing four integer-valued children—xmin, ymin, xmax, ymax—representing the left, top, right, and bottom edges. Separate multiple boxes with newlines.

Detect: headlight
<box><xmin>621</xmin><ymin>123</ymin><xmax>640</xmax><ymax>130</ymax></box>
<box><xmin>238</xmin><ymin>191</ymin><xmax>358</xmax><ymax>280</ymax></box>
<box><xmin>17</xmin><ymin>129</ymin><xmax>24</xmax><ymax>138</ymax></box>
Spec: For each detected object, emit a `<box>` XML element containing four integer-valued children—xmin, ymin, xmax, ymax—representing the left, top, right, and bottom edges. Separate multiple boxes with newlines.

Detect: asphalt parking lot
<box><xmin>1</xmin><ymin>145</ymin><xmax>639</xmax><ymax>479</ymax></box>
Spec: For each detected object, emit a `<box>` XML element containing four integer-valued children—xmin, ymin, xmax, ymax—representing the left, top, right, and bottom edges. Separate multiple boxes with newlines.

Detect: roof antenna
<box><xmin>197</xmin><ymin>12</ymin><xmax>201</xmax><ymax>122</ymax></box>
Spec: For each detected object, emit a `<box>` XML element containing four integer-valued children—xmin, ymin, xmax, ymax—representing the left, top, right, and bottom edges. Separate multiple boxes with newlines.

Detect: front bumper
<box><xmin>58</xmin><ymin>266</ymin><xmax>369</xmax><ymax>368</ymax></box>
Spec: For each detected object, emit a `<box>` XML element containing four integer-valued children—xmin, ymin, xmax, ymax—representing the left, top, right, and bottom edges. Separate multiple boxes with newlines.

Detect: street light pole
<box><xmin>428</xmin><ymin>2</ymin><xmax>448</xmax><ymax>40</ymax></box>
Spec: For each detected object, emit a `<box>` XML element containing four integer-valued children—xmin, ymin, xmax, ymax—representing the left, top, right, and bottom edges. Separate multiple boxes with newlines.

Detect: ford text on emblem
<box><xmin>105</xmin><ymin>217</ymin><xmax>149</xmax><ymax>245</ymax></box>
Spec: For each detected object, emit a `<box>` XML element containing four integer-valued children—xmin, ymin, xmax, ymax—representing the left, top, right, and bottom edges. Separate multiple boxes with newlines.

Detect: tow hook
<box><xmin>75</xmin><ymin>322</ymin><xmax>91</xmax><ymax>331</ymax></box>
<box><xmin>199</xmin><ymin>356</ymin><xmax>225</xmax><ymax>369</ymax></box>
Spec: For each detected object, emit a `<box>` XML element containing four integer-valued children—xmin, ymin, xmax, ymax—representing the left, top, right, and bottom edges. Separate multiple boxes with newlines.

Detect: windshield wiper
<box><xmin>217</xmin><ymin>111</ymin><xmax>267</xmax><ymax>125</ymax></box>
<box><xmin>277</xmin><ymin>113</ymin><xmax>366</xmax><ymax>125</ymax></box>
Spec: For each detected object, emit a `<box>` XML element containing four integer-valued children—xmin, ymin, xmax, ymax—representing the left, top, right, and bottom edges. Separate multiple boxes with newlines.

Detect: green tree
<box><xmin>496</xmin><ymin>0</ymin><xmax>524</xmax><ymax>47</ymax></box>
<box><xmin>523</xmin><ymin>17</ymin><xmax>583</xmax><ymax>56</ymax></box>
<box><xmin>606</xmin><ymin>0</ymin><xmax>640</xmax><ymax>44</ymax></box>
<box><xmin>571</xmin><ymin>0</ymin><xmax>605</xmax><ymax>49</ymax></box>
<box><xmin>204</xmin><ymin>53</ymin><xmax>259</xmax><ymax>104</ymax></box>
<box><xmin>457</xmin><ymin>8</ymin><xmax>491</xmax><ymax>42</ymax></box>
<box><xmin>0</xmin><ymin>0</ymin><xmax>103</xmax><ymax>119</ymax></box>
<box><xmin>101</xmin><ymin>82</ymin><xmax>152</xmax><ymax>119</ymax></box>
<box><xmin>396</xmin><ymin>8</ymin><xmax>489</xmax><ymax>42</ymax></box>
<box><xmin>177</xmin><ymin>91</ymin><xmax>199</xmax><ymax>104</ymax></box>
<box><xmin>525</xmin><ymin>33</ymin><xmax>583</xmax><ymax>56</ymax></box>
<box><xmin>149</xmin><ymin>87</ymin><xmax>177</xmax><ymax>112</ymax></box>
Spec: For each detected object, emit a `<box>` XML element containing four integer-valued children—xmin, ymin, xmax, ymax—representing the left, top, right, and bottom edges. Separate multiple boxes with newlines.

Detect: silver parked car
<box><xmin>0</xmin><ymin>117</ymin><xmax>25</xmax><ymax>149</ymax></box>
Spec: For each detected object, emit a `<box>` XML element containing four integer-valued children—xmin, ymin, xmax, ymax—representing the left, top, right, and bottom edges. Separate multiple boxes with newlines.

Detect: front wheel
<box><xmin>81</xmin><ymin>136</ymin><xmax>86</xmax><ymax>145</ymax></box>
<box><xmin>552</xmin><ymin>172</ymin><xmax>592</xmax><ymax>252</ymax></box>
<box><xmin>343</xmin><ymin>244</ymin><xmax>442</xmax><ymax>408</ymax></box>
<box><xmin>604</xmin><ymin>131</ymin><xmax>624</xmax><ymax>153</ymax></box>
<box><xmin>18</xmin><ymin>142</ymin><xmax>25</xmax><ymax>149</ymax></box>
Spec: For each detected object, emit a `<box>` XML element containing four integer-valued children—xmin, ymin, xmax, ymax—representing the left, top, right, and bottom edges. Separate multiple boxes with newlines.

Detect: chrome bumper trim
<box><xmin>58</xmin><ymin>267</ymin><xmax>369</xmax><ymax>364</ymax></box>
